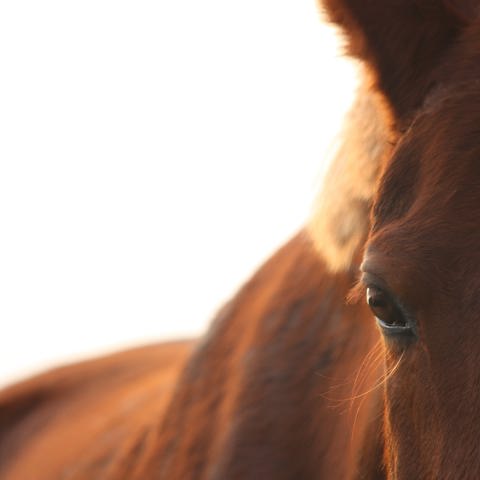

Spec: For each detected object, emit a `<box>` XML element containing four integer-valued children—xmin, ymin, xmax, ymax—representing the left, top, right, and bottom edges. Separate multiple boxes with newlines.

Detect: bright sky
<box><xmin>0</xmin><ymin>0</ymin><xmax>357</xmax><ymax>386</ymax></box>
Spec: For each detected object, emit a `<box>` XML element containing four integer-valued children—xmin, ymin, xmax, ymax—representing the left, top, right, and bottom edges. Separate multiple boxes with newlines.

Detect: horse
<box><xmin>1</xmin><ymin>0</ymin><xmax>480</xmax><ymax>478</ymax></box>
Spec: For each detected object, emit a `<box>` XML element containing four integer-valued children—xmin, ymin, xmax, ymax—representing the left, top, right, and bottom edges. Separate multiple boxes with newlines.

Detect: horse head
<box><xmin>320</xmin><ymin>0</ymin><xmax>480</xmax><ymax>477</ymax></box>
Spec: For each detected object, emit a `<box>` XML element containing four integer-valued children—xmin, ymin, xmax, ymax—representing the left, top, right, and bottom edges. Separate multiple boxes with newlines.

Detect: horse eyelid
<box><xmin>360</xmin><ymin>272</ymin><xmax>390</xmax><ymax>293</ymax></box>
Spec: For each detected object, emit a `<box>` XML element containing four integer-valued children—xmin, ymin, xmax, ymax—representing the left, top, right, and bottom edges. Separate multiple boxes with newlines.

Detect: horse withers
<box><xmin>2</xmin><ymin>0</ymin><xmax>480</xmax><ymax>478</ymax></box>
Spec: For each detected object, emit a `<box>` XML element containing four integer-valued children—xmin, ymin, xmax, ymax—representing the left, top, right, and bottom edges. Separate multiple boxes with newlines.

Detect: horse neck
<box><xmin>138</xmin><ymin>231</ymin><xmax>385</xmax><ymax>479</ymax></box>
<box><xmin>137</xmin><ymin>80</ymin><xmax>392</xmax><ymax>479</ymax></box>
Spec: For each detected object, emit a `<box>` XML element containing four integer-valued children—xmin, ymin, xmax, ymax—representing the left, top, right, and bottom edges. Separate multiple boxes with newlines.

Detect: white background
<box><xmin>0</xmin><ymin>0</ymin><xmax>357</xmax><ymax>386</ymax></box>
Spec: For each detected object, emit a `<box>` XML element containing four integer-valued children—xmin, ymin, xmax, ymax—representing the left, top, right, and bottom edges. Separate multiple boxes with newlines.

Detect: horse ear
<box><xmin>320</xmin><ymin>0</ymin><xmax>477</xmax><ymax>119</ymax></box>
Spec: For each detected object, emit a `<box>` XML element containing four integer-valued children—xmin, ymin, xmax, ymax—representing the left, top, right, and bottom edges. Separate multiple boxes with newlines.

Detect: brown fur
<box><xmin>0</xmin><ymin>341</ymin><xmax>193</xmax><ymax>479</ymax></box>
<box><xmin>3</xmin><ymin>1</ymin><xmax>480</xmax><ymax>478</ymax></box>
<box><xmin>321</xmin><ymin>0</ymin><xmax>480</xmax><ymax>478</ymax></box>
<box><xmin>0</xmin><ymin>233</ymin><xmax>382</xmax><ymax>479</ymax></box>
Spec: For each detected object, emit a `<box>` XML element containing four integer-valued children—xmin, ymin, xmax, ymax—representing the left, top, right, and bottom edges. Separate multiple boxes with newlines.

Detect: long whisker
<box><xmin>344</xmin><ymin>351</ymin><xmax>404</xmax><ymax>403</ymax></box>
<box><xmin>349</xmin><ymin>352</ymin><xmax>404</xmax><ymax>445</ymax></box>
<box><xmin>318</xmin><ymin>341</ymin><xmax>383</xmax><ymax>407</ymax></box>
<box><xmin>333</xmin><ymin>351</ymin><xmax>385</xmax><ymax>413</ymax></box>
<box><xmin>349</xmin><ymin>340</ymin><xmax>383</xmax><ymax>407</ymax></box>
<box><xmin>321</xmin><ymin>349</ymin><xmax>402</xmax><ymax>413</ymax></box>
<box><xmin>350</xmin><ymin>391</ymin><xmax>370</xmax><ymax>445</ymax></box>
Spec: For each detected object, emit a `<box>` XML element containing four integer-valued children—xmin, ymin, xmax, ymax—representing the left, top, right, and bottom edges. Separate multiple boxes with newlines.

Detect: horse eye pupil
<box><xmin>366</xmin><ymin>287</ymin><xmax>386</xmax><ymax>308</ymax></box>
<box><xmin>368</xmin><ymin>294</ymin><xmax>386</xmax><ymax>308</ymax></box>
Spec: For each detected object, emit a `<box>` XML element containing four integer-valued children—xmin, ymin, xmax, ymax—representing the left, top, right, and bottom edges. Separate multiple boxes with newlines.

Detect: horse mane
<box><xmin>308</xmin><ymin>75</ymin><xmax>394</xmax><ymax>272</ymax></box>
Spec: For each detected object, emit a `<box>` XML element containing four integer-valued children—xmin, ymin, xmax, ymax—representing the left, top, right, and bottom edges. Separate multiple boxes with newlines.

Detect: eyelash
<box><xmin>346</xmin><ymin>278</ymin><xmax>368</xmax><ymax>305</ymax></box>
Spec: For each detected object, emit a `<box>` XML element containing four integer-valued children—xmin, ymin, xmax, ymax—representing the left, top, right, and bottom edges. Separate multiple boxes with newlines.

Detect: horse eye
<box><xmin>366</xmin><ymin>286</ymin><xmax>410</xmax><ymax>334</ymax></box>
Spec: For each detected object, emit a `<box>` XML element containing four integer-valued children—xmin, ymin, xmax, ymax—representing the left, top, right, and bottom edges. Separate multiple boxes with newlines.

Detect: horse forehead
<box><xmin>369</xmin><ymin>115</ymin><xmax>480</xmax><ymax>282</ymax></box>
<box><xmin>367</xmin><ymin>197</ymin><xmax>480</xmax><ymax>306</ymax></box>
<box><xmin>373</xmin><ymin>86</ymin><xmax>480</xmax><ymax>228</ymax></box>
<box><xmin>365</xmin><ymin>218</ymin><xmax>480</xmax><ymax>318</ymax></box>
<box><xmin>371</xmin><ymin>166</ymin><xmax>480</xmax><ymax>252</ymax></box>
